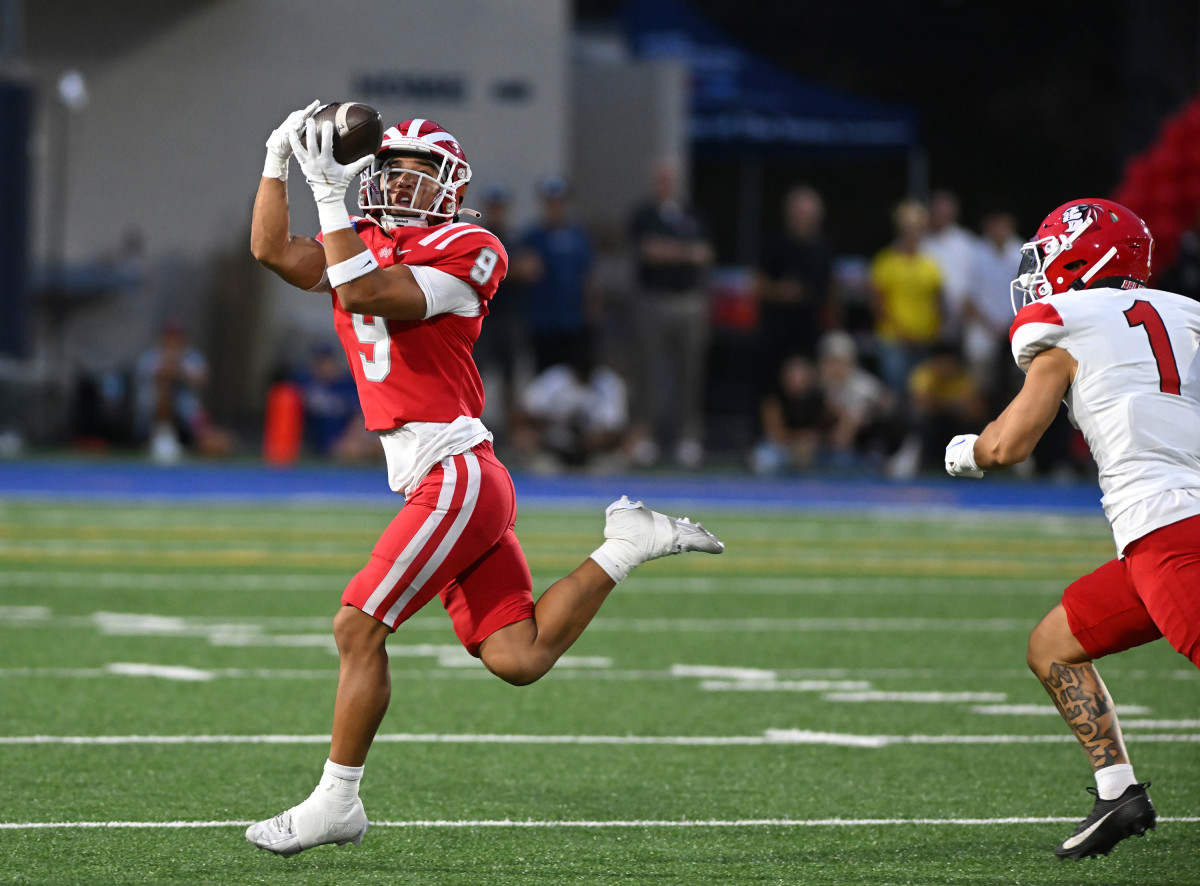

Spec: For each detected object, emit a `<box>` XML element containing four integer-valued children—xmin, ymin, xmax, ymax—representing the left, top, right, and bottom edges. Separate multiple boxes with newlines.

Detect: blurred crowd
<box><xmin>457</xmin><ymin>174</ymin><xmax>1066</xmax><ymax>479</ymax></box>
<box><xmin>69</xmin><ymin>173</ymin><xmax>1125</xmax><ymax>479</ymax></box>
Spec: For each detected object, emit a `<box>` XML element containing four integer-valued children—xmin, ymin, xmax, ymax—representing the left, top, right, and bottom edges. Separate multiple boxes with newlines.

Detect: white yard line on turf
<box><xmin>0</xmin><ymin>572</ymin><xmax>1070</xmax><ymax>595</ymax></box>
<box><xmin>972</xmin><ymin>704</ymin><xmax>1153</xmax><ymax>716</ymax></box>
<box><xmin>0</xmin><ymin>816</ymin><xmax>1197</xmax><ymax>830</ymax></box>
<box><xmin>0</xmin><ymin>609</ymin><xmax>1037</xmax><ymax>633</ymax></box>
<box><xmin>2</xmin><ymin>731</ymin><xmax>1198</xmax><ymax>747</ymax></box>
<box><xmin>824</xmin><ymin>691</ymin><xmax>1007</xmax><ymax>703</ymax></box>
<box><xmin>589</xmin><ymin>618</ymin><xmax>1030</xmax><ymax>632</ymax></box>
<box><xmin>1</xmin><ymin>664</ymin><xmax>1181</xmax><ymax>684</ymax></box>
<box><xmin>701</xmin><ymin>680</ymin><xmax>874</xmax><ymax>692</ymax></box>
<box><xmin>0</xmin><ymin>666</ymin><xmax>345</xmax><ymax>680</ymax></box>
<box><xmin>0</xmin><ymin>573</ymin><xmax>338</xmax><ymax>591</ymax></box>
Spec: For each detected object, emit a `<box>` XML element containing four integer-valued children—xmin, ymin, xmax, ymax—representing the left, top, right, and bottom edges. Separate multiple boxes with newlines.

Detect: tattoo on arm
<box><xmin>1043</xmin><ymin>662</ymin><xmax>1126</xmax><ymax>769</ymax></box>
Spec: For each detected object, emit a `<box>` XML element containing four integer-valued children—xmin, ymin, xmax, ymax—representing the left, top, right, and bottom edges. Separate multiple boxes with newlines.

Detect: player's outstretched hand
<box><xmin>262</xmin><ymin>100</ymin><xmax>321</xmax><ymax>181</ymax></box>
<box><xmin>944</xmin><ymin>434</ymin><xmax>984</xmax><ymax>478</ymax></box>
<box><xmin>288</xmin><ymin>117</ymin><xmax>375</xmax><ymax>208</ymax></box>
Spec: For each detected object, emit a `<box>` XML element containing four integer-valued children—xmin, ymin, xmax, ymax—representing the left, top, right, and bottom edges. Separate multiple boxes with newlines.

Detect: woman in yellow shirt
<box><xmin>869</xmin><ymin>199</ymin><xmax>944</xmax><ymax>394</ymax></box>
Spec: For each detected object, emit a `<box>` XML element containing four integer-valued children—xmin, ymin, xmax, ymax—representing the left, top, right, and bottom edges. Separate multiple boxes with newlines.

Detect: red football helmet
<box><xmin>1011</xmin><ymin>198</ymin><xmax>1153</xmax><ymax>312</ymax></box>
<box><xmin>358</xmin><ymin>118</ymin><xmax>471</xmax><ymax>228</ymax></box>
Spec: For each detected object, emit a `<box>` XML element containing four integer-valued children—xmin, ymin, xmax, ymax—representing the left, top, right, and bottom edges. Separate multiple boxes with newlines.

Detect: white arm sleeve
<box><xmin>410</xmin><ymin>265</ymin><xmax>482</xmax><ymax>319</ymax></box>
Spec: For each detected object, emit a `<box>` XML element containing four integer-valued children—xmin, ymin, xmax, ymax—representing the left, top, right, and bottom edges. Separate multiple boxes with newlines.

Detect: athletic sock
<box><xmin>317</xmin><ymin>759</ymin><xmax>363</xmax><ymax>806</ymax></box>
<box><xmin>1094</xmin><ymin>763</ymin><xmax>1137</xmax><ymax>801</ymax></box>
<box><xmin>590</xmin><ymin>542</ymin><xmax>634</xmax><ymax>583</ymax></box>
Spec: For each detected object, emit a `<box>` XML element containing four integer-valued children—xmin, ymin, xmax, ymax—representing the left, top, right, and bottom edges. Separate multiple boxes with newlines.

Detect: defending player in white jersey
<box><xmin>245</xmin><ymin>103</ymin><xmax>724</xmax><ymax>857</ymax></box>
<box><xmin>944</xmin><ymin>198</ymin><xmax>1200</xmax><ymax>860</ymax></box>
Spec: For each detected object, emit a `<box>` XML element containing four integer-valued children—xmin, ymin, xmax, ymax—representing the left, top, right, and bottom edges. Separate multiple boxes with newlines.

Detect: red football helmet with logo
<box><xmin>1010</xmin><ymin>198</ymin><xmax>1154</xmax><ymax>312</ymax></box>
<box><xmin>359</xmin><ymin>118</ymin><xmax>471</xmax><ymax>228</ymax></box>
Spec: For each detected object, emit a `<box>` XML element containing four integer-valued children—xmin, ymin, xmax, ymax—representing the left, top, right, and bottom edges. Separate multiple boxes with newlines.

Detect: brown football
<box><xmin>302</xmin><ymin>102</ymin><xmax>383</xmax><ymax>165</ymax></box>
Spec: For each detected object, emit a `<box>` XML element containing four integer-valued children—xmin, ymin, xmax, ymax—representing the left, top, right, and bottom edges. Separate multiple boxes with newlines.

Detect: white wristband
<box><xmin>317</xmin><ymin>199</ymin><xmax>353</xmax><ymax>233</ymax></box>
<box><xmin>262</xmin><ymin>152</ymin><xmax>289</xmax><ymax>181</ymax></box>
<box><xmin>327</xmin><ymin>250</ymin><xmax>379</xmax><ymax>288</ymax></box>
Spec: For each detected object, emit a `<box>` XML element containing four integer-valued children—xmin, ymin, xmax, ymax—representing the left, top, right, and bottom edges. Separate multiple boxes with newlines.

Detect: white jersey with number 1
<box><xmin>1010</xmin><ymin>287</ymin><xmax>1200</xmax><ymax>554</ymax></box>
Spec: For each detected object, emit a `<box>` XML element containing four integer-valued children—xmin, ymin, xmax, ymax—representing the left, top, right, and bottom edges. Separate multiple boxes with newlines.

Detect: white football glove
<box><xmin>288</xmin><ymin>117</ymin><xmax>375</xmax><ymax>232</ymax></box>
<box><xmin>944</xmin><ymin>434</ymin><xmax>984</xmax><ymax>478</ymax></box>
<box><xmin>262</xmin><ymin>100</ymin><xmax>321</xmax><ymax>181</ymax></box>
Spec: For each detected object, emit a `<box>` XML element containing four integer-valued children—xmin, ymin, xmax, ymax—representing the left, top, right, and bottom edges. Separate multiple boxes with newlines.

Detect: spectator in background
<box><xmin>134</xmin><ymin>319</ymin><xmax>233</xmax><ymax>463</ymax></box>
<box><xmin>963</xmin><ymin>210</ymin><xmax>1024</xmax><ymax>403</ymax></box>
<box><xmin>753</xmin><ymin>184</ymin><xmax>837</xmax><ymax>398</ymax></box>
<box><xmin>627</xmin><ymin>157</ymin><xmax>714</xmax><ymax>469</ymax></box>
<box><xmin>473</xmin><ymin>182</ymin><xmax>530</xmax><ymax>446</ymax></box>
<box><xmin>514</xmin><ymin>176</ymin><xmax>597</xmax><ymax>373</ymax></box>
<box><xmin>750</xmin><ymin>354</ymin><xmax>829</xmax><ymax>475</ymax></box>
<box><xmin>816</xmin><ymin>330</ymin><xmax>900</xmax><ymax>468</ymax></box>
<box><xmin>870</xmin><ymin>199</ymin><xmax>944</xmax><ymax>396</ymax></box>
<box><xmin>516</xmin><ymin>337</ymin><xmax>629</xmax><ymax>471</ymax></box>
<box><xmin>921</xmin><ymin>189</ymin><xmax>979</xmax><ymax>343</ymax></box>
<box><xmin>294</xmin><ymin>343</ymin><xmax>376</xmax><ymax>461</ymax></box>
<box><xmin>906</xmin><ymin>340</ymin><xmax>986</xmax><ymax>474</ymax></box>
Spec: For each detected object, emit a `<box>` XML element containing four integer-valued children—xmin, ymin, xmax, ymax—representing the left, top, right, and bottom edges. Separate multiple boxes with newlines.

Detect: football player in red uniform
<box><xmin>245</xmin><ymin>103</ymin><xmax>724</xmax><ymax>856</ymax></box>
<box><xmin>945</xmin><ymin>199</ymin><xmax>1200</xmax><ymax>859</ymax></box>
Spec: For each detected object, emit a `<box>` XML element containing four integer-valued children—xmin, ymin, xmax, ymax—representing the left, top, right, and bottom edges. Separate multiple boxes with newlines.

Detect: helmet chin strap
<box><xmin>380</xmin><ymin>213</ymin><xmax>429</xmax><ymax>230</ymax></box>
<box><xmin>1066</xmin><ymin>245</ymin><xmax>1121</xmax><ymax>290</ymax></box>
<box><xmin>1077</xmin><ymin>246</ymin><xmax>1118</xmax><ymax>286</ymax></box>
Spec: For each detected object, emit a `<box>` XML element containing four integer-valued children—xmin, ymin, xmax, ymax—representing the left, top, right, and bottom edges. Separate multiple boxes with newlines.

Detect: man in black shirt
<box><xmin>753</xmin><ymin>185</ymin><xmax>836</xmax><ymax>398</ymax></box>
<box><xmin>627</xmin><ymin>159</ymin><xmax>714</xmax><ymax>469</ymax></box>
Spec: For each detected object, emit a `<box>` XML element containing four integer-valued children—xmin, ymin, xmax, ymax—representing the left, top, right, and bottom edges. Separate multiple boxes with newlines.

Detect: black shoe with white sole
<box><xmin>1053</xmin><ymin>782</ymin><xmax>1156</xmax><ymax>860</ymax></box>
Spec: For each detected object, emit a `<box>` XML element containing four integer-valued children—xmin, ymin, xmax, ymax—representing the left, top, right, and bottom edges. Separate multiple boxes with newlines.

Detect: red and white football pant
<box><xmin>342</xmin><ymin>440</ymin><xmax>535</xmax><ymax>655</ymax></box>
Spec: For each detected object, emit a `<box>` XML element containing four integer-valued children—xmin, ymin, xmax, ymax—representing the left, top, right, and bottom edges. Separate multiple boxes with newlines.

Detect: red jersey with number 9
<box><xmin>320</xmin><ymin>217</ymin><xmax>508</xmax><ymax>430</ymax></box>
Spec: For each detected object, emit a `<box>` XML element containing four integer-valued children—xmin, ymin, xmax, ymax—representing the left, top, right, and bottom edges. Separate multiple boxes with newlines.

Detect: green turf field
<box><xmin>0</xmin><ymin>497</ymin><xmax>1196</xmax><ymax>885</ymax></box>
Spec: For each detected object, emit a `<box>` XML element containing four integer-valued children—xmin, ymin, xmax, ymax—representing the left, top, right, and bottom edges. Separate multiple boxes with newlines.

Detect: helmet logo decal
<box><xmin>1061</xmin><ymin>205</ymin><xmax>1090</xmax><ymax>235</ymax></box>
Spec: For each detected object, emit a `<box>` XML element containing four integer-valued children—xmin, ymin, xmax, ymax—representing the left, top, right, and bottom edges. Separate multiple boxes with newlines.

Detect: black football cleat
<box><xmin>1054</xmin><ymin>782</ymin><xmax>1156</xmax><ymax>860</ymax></box>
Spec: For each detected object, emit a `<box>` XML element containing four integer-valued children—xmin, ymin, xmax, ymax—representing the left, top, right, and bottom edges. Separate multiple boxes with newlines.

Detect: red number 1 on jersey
<box><xmin>1124</xmin><ymin>299</ymin><xmax>1181</xmax><ymax>395</ymax></box>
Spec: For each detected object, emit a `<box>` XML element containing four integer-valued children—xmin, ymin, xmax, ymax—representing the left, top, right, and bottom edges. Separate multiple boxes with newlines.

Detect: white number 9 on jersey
<box><xmin>470</xmin><ymin>247</ymin><xmax>499</xmax><ymax>285</ymax></box>
<box><xmin>351</xmin><ymin>313</ymin><xmax>391</xmax><ymax>382</ymax></box>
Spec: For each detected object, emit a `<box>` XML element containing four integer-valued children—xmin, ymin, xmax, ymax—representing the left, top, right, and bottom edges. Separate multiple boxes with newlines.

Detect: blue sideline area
<box><xmin>0</xmin><ymin>458</ymin><xmax>1105</xmax><ymax>516</ymax></box>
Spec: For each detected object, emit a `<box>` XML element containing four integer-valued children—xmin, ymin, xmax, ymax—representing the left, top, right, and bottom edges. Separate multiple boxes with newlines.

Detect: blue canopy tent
<box><xmin>620</xmin><ymin>0</ymin><xmax>924</xmax><ymax>261</ymax></box>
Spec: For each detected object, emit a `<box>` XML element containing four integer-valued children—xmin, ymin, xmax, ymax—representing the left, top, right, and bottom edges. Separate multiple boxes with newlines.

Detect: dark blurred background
<box><xmin>579</xmin><ymin>0</ymin><xmax>1200</xmax><ymax>257</ymax></box>
<box><xmin>1</xmin><ymin>0</ymin><xmax>1197</xmax><ymax>476</ymax></box>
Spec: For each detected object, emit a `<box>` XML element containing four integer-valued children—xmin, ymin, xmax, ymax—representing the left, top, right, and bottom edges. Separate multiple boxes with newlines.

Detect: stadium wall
<box><xmin>21</xmin><ymin>0</ymin><xmax>571</xmax><ymax>383</ymax></box>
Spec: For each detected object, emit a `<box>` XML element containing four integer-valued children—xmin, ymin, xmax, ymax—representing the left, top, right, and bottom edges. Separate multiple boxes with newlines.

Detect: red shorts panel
<box><xmin>1061</xmin><ymin>559</ymin><xmax>1160</xmax><ymax>659</ymax></box>
<box><xmin>341</xmin><ymin>441</ymin><xmax>534</xmax><ymax>654</ymax></box>
<box><xmin>440</xmin><ymin>527</ymin><xmax>533</xmax><ymax>656</ymax></box>
<box><xmin>1063</xmin><ymin>514</ymin><xmax>1200</xmax><ymax>665</ymax></box>
<box><xmin>1123</xmin><ymin>514</ymin><xmax>1200</xmax><ymax>666</ymax></box>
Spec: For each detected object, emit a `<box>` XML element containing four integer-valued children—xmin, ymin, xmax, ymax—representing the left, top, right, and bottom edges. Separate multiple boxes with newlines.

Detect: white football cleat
<box><xmin>245</xmin><ymin>795</ymin><xmax>368</xmax><ymax>857</ymax></box>
<box><xmin>604</xmin><ymin>495</ymin><xmax>724</xmax><ymax>562</ymax></box>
